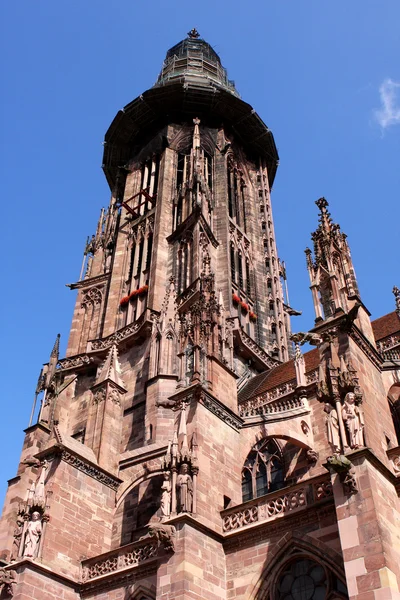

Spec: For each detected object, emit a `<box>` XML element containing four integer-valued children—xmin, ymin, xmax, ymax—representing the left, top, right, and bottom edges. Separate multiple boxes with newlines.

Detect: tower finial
<box><xmin>187</xmin><ymin>28</ymin><xmax>200</xmax><ymax>39</ymax></box>
<box><xmin>393</xmin><ymin>285</ymin><xmax>400</xmax><ymax>316</ymax></box>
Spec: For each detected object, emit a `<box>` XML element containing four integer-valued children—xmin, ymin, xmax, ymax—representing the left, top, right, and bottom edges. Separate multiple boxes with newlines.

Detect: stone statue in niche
<box><xmin>160</xmin><ymin>472</ymin><xmax>171</xmax><ymax>519</ymax></box>
<box><xmin>324</xmin><ymin>403</ymin><xmax>341</xmax><ymax>452</ymax></box>
<box><xmin>342</xmin><ymin>392</ymin><xmax>364</xmax><ymax>449</ymax></box>
<box><xmin>176</xmin><ymin>464</ymin><xmax>193</xmax><ymax>513</ymax></box>
<box><xmin>23</xmin><ymin>511</ymin><xmax>42</xmax><ymax>558</ymax></box>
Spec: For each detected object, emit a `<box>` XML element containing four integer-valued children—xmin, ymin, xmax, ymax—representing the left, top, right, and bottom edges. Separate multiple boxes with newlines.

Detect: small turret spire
<box><xmin>393</xmin><ymin>286</ymin><xmax>400</xmax><ymax>317</ymax></box>
<box><xmin>95</xmin><ymin>344</ymin><xmax>126</xmax><ymax>389</ymax></box>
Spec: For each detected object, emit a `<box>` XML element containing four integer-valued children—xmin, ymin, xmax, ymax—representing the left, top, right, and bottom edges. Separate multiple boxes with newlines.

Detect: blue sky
<box><xmin>0</xmin><ymin>1</ymin><xmax>399</xmax><ymax>505</ymax></box>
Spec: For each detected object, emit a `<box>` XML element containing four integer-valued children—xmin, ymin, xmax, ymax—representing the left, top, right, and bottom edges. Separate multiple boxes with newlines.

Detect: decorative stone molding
<box><xmin>239</xmin><ymin>392</ymin><xmax>307</xmax><ymax>419</ymax></box>
<box><xmin>233</xmin><ymin>326</ymin><xmax>278</xmax><ymax>369</ymax></box>
<box><xmin>89</xmin><ymin>308</ymin><xmax>159</xmax><ymax>351</ymax></box>
<box><xmin>68</xmin><ymin>273</ymin><xmax>109</xmax><ymax>291</ymax></box>
<box><xmin>58</xmin><ymin>354</ymin><xmax>94</xmax><ymax>371</ymax></box>
<box><xmin>61</xmin><ymin>451</ymin><xmax>121</xmax><ymax>491</ymax></box>
<box><xmin>198</xmin><ymin>390</ymin><xmax>243</xmax><ymax>432</ymax></box>
<box><xmin>221</xmin><ymin>476</ymin><xmax>333</xmax><ymax>533</ymax></box>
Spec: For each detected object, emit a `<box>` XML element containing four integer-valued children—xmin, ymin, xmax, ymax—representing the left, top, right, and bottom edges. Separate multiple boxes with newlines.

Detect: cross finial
<box><xmin>188</xmin><ymin>28</ymin><xmax>200</xmax><ymax>39</ymax></box>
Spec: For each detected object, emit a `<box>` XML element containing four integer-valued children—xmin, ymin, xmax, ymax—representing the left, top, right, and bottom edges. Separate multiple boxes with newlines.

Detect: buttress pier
<box><xmin>1</xmin><ymin>30</ymin><xmax>400</xmax><ymax>600</ymax></box>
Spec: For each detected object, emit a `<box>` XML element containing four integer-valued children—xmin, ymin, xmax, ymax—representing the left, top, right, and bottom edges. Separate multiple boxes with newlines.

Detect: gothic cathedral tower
<box><xmin>1</xmin><ymin>30</ymin><xmax>400</xmax><ymax>600</ymax></box>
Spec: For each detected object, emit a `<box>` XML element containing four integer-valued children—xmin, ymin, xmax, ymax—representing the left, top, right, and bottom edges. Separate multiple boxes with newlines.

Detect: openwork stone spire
<box><xmin>305</xmin><ymin>198</ymin><xmax>359</xmax><ymax>321</ymax></box>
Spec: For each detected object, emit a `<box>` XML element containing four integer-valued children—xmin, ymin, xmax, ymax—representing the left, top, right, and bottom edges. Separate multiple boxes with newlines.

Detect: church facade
<box><xmin>0</xmin><ymin>30</ymin><xmax>400</xmax><ymax>600</ymax></box>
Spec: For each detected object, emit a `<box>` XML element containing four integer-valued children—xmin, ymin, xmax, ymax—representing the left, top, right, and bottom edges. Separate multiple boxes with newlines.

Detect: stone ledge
<box><xmin>35</xmin><ymin>443</ymin><xmax>122</xmax><ymax>491</ymax></box>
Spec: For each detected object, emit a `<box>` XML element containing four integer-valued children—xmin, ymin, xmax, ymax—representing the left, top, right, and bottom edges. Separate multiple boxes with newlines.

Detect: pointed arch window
<box><xmin>276</xmin><ymin>557</ymin><xmax>348</xmax><ymax>600</ymax></box>
<box><xmin>241</xmin><ymin>439</ymin><xmax>284</xmax><ymax>502</ymax></box>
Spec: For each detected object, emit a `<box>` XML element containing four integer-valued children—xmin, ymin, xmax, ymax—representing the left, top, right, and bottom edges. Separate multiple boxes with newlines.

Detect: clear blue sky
<box><xmin>0</xmin><ymin>1</ymin><xmax>399</xmax><ymax>505</ymax></box>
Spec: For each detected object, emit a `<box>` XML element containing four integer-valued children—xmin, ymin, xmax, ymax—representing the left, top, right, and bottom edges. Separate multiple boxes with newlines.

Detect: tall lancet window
<box><xmin>177</xmin><ymin>237</ymin><xmax>193</xmax><ymax>295</ymax></box>
<box><xmin>138</xmin><ymin>155</ymin><xmax>160</xmax><ymax>215</ymax></box>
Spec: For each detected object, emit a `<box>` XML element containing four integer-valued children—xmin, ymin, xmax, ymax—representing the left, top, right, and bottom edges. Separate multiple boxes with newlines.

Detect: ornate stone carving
<box><xmin>58</xmin><ymin>354</ymin><xmax>93</xmax><ymax>371</ymax></box>
<box><xmin>314</xmin><ymin>480</ymin><xmax>333</xmax><ymax>500</ymax></box>
<box><xmin>327</xmin><ymin>454</ymin><xmax>358</xmax><ymax>495</ymax></box>
<box><xmin>148</xmin><ymin>523</ymin><xmax>176</xmax><ymax>552</ymax></box>
<box><xmin>82</xmin><ymin>538</ymin><xmax>159</xmax><ymax>581</ymax></box>
<box><xmin>306</xmin><ymin>449</ymin><xmax>318</xmax><ymax>464</ymax></box>
<box><xmin>222</xmin><ymin>506</ymin><xmax>258</xmax><ymax>531</ymax></box>
<box><xmin>266</xmin><ymin>489</ymin><xmax>307</xmax><ymax>517</ymax></box>
<box><xmin>239</xmin><ymin>393</ymin><xmax>305</xmax><ymax>419</ymax></box>
<box><xmin>0</xmin><ymin>568</ymin><xmax>16</xmax><ymax>597</ymax></box>
<box><xmin>93</xmin><ymin>388</ymin><xmax>106</xmax><ymax>404</ymax></box>
<box><xmin>90</xmin><ymin>309</ymin><xmax>158</xmax><ymax>351</ymax></box>
<box><xmin>109</xmin><ymin>387</ymin><xmax>121</xmax><ymax>405</ymax></box>
<box><xmin>81</xmin><ymin>287</ymin><xmax>103</xmax><ymax>308</ymax></box>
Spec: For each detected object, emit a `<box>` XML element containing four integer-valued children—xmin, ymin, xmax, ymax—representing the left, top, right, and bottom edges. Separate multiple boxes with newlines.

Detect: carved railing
<box><xmin>81</xmin><ymin>537</ymin><xmax>159</xmax><ymax>581</ymax></box>
<box><xmin>376</xmin><ymin>333</ymin><xmax>400</xmax><ymax>353</ymax></box>
<box><xmin>89</xmin><ymin>308</ymin><xmax>159</xmax><ymax>352</ymax></box>
<box><xmin>221</xmin><ymin>478</ymin><xmax>333</xmax><ymax>533</ymax></box>
<box><xmin>382</xmin><ymin>348</ymin><xmax>400</xmax><ymax>361</ymax></box>
<box><xmin>240</xmin><ymin>394</ymin><xmax>304</xmax><ymax>418</ymax></box>
<box><xmin>239</xmin><ymin>369</ymin><xmax>319</xmax><ymax>417</ymax></box>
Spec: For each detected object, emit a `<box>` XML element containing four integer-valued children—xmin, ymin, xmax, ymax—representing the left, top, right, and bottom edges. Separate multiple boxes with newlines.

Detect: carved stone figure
<box><xmin>148</xmin><ymin>523</ymin><xmax>176</xmax><ymax>552</ymax></box>
<box><xmin>0</xmin><ymin>568</ymin><xmax>16</xmax><ymax>596</ymax></box>
<box><xmin>23</xmin><ymin>512</ymin><xmax>42</xmax><ymax>558</ymax></box>
<box><xmin>324</xmin><ymin>403</ymin><xmax>341</xmax><ymax>452</ymax></box>
<box><xmin>176</xmin><ymin>464</ymin><xmax>193</xmax><ymax>513</ymax></box>
<box><xmin>160</xmin><ymin>472</ymin><xmax>171</xmax><ymax>518</ymax></box>
<box><xmin>342</xmin><ymin>392</ymin><xmax>364</xmax><ymax>449</ymax></box>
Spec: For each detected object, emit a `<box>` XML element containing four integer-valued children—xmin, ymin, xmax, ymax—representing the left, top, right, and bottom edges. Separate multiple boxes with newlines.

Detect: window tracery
<box><xmin>274</xmin><ymin>557</ymin><xmax>348</xmax><ymax>600</ymax></box>
<box><xmin>242</xmin><ymin>439</ymin><xmax>284</xmax><ymax>502</ymax></box>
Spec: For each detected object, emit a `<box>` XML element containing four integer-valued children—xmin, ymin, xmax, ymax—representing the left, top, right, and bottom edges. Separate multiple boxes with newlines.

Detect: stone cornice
<box><xmin>8</xmin><ymin>558</ymin><xmax>79</xmax><ymax>590</ymax></box>
<box><xmin>163</xmin><ymin>513</ymin><xmax>224</xmax><ymax>543</ymax></box>
<box><xmin>119</xmin><ymin>443</ymin><xmax>168</xmax><ymax>470</ymax></box>
<box><xmin>344</xmin><ymin>446</ymin><xmax>398</xmax><ymax>485</ymax></box>
<box><xmin>67</xmin><ymin>273</ymin><xmax>109</xmax><ymax>291</ymax></box>
<box><xmin>35</xmin><ymin>443</ymin><xmax>122</xmax><ymax>491</ymax></box>
<box><xmin>198</xmin><ymin>389</ymin><xmax>243</xmax><ymax>431</ymax></box>
<box><xmin>231</xmin><ymin>322</ymin><xmax>278</xmax><ymax>370</ymax></box>
<box><xmin>167</xmin><ymin>384</ymin><xmax>243</xmax><ymax>431</ymax></box>
<box><xmin>348</xmin><ymin>324</ymin><xmax>383</xmax><ymax>370</ymax></box>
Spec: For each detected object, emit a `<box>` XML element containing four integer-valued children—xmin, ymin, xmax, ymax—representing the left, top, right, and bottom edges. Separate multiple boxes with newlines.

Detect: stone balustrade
<box><xmin>81</xmin><ymin>537</ymin><xmax>159</xmax><ymax>582</ymax></box>
<box><xmin>221</xmin><ymin>477</ymin><xmax>333</xmax><ymax>533</ymax></box>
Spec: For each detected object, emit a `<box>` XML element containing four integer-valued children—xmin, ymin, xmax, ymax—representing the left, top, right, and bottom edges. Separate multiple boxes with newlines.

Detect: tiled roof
<box><xmin>238</xmin><ymin>311</ymin><xmax>399</xmax><ymax>404</ymax></box>
<box><xmin>238</xmin><ymin>348</ymin><xmax>319</xmax><ymax>403</ymax></box>
<box><xmin>371</xmin><ymin>311</ymin><xmax>400</xmax><ymax>342</ymax></box>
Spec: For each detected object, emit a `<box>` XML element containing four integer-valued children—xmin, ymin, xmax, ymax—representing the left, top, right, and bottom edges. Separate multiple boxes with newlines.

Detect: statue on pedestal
<box><xmin>23</xmin><ymin>512</ymin><xmax>42</xmax><ymax>558</ymax></box>
<box><xmin>176</xmin><ymin>464</ymin><xmax>193</xmax><ymax>513</ymax></box>
<box><xmin>342</xmin><ymin>392</ymin><xmax>364</xmax><ymax>449</ymax></box>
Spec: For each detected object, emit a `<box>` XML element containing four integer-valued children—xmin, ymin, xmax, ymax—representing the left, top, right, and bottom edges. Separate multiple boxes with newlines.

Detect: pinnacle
<box><xmin>95</xmin><ymin>344</ymin><xmax>126</xmax><ymax>389</ymax></box>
